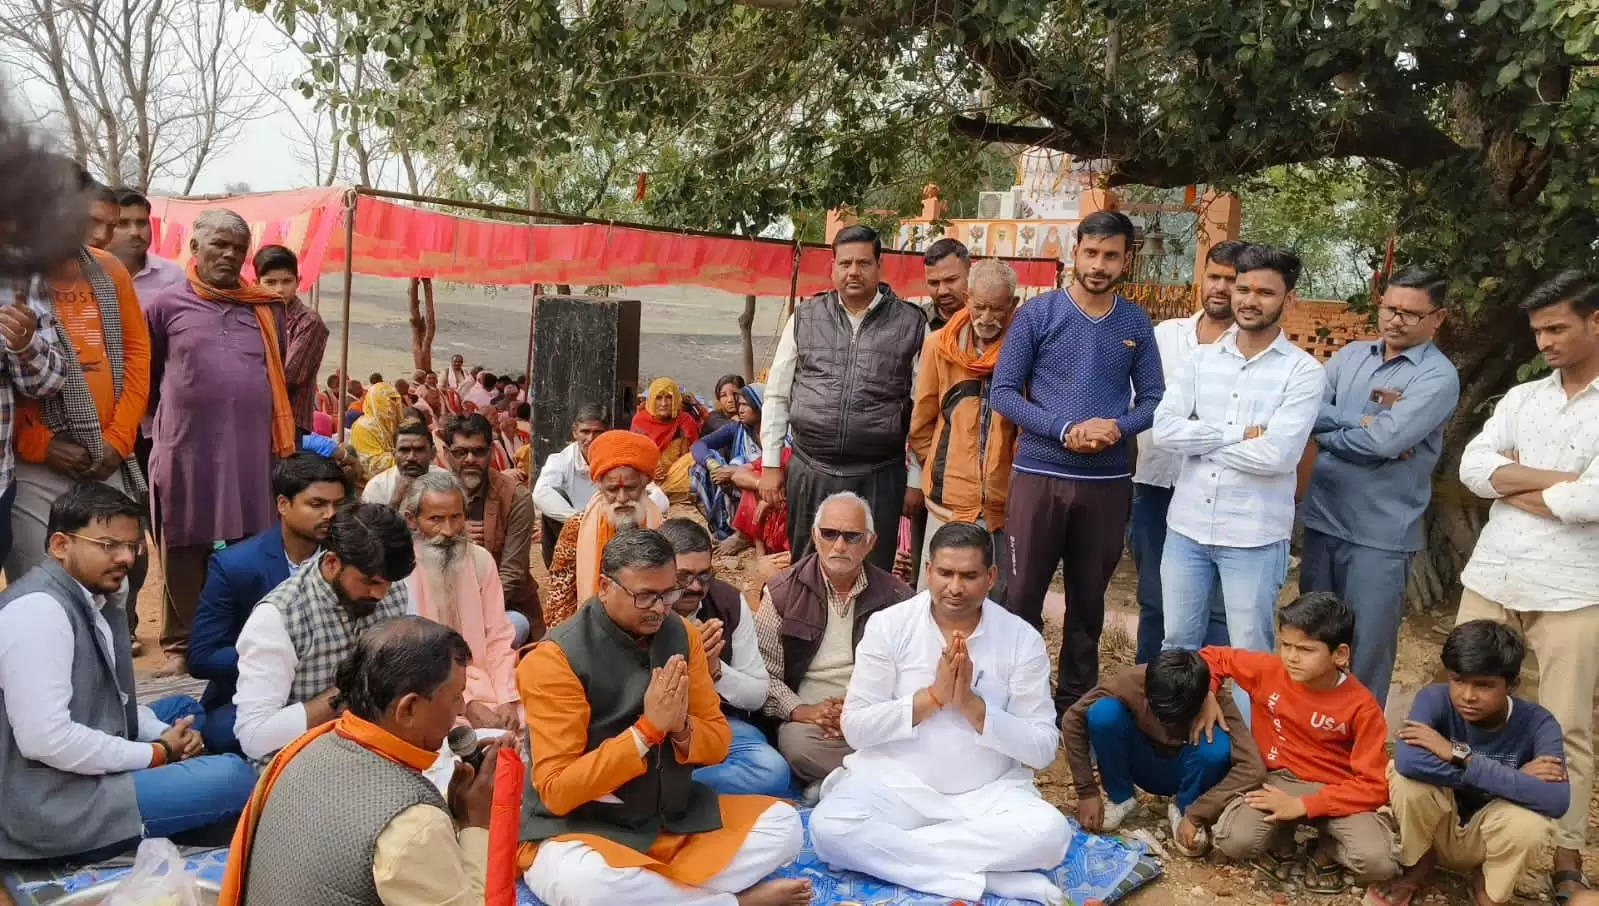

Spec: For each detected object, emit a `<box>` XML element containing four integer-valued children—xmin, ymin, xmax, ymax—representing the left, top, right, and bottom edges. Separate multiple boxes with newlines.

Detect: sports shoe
<box><xmin>1169</xmin><ymin>801</ymin><xmax>1209</xmax><ymax>857</ymax></box>
<box><xmin>1101</xmin><ymin>796</ymin><xmax>1138</xmax><ymax>831</ymax></box>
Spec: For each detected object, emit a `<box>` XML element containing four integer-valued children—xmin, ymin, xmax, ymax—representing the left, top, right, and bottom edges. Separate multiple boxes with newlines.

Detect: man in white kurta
<box><xmin>809</xmin><ymin>522</ymin><xmax>1070</xmax><ymax>906</ymax></box>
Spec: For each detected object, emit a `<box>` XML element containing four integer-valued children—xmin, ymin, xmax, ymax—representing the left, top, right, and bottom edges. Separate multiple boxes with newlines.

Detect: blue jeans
<box><xmin>1129</xmin><ymin>484</ymin><xmax>1228</xmax><ymax>663</ymax></box>
<box><xmin>201</xmin><ymin>703</ymin><xmax>241</xmax><ymax>755</ymax></box>
<box><xmin>1299</xmin><ymin>528</ymin><xmax>1412</xmax><ymax>707</ymax></box>
<box><xmin>693</xmin><ymin>717</ymin><xmax>793</xmax><ymax>798</ymax></box>
<box><xmin>1084</xmin><ymin>698</ymin><xmax>1232</xmax><ymax>813</ymax></box>
<box><xmin>74</xmin><ymin>697</ymin><xmax>257</xmax><ymax>861</ymax></box>
<box><xmin>1160</xmin><ymin>531</ymin><xmax>1287</xmax><ymax>655</ymax></box>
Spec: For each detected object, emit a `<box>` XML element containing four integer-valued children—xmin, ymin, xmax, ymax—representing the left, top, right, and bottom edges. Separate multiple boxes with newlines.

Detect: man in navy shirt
<box><xmin>1301</xmin><ymin>265</ymin><xmax>1459</xmax><ymax>707</ymax></box>
<box><xmin>1372</xmin><ymin>620</ymin><xmax>1568</xmax><ymax>906</ymax></box>
<box><xmin>186</xmin><ymin>453</ymin><xmax>348</xmax><ymax>753</ymax></box>
<box><xmin>992</xmin><ymin>210</ymin><xmax>1163</xmax><ymax>715</ymax></box>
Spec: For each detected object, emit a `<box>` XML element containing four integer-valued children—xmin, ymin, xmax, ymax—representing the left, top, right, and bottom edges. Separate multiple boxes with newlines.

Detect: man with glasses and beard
<box><xmin>438</xmin><ymin>413</ymin><xmax>541</xmax><ymax>644</ymax></box>
<box><xmin>756</xmin><ymin>492</ymin><xmax>912</xmax><ymax>801</ymax></box>
<box><xmin>232</xmin><ymin>502</ymin><xmax>414</xmax><ymax>762</ymax></box>
<box><xmin>1154</xmin><ymin>245</ymin><xmax>1323</xmax><ymax>658</ymax></box>
<box><xmin>1302</xmin><ymin>266</ymin><xmax>1459</xmax><ymax>708</ymax></box>
<box><xmin>659</xmin><ymin>517</ymin><xmax>792</xmax><ymax>798</ymax></box>
<box><xmin>544</xmin><ymin>429</ymin><xmax>665</xmax><ymax>628</ymax></box>
<box><xmin>402</xmin><ymin>470</ymin><xmax>521</xmax><ymax>733</ymax></box>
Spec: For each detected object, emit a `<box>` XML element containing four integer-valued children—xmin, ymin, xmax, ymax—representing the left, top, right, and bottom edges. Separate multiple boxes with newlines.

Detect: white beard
<box><xmin>416</xmin><ymin>534</ymin><xmax>467</xmax><ymax>630</ymax></box>
<box><xmin>605</xmin><ymin>503</ymin><xmax>642</xmax><ymax>532</ymax></box>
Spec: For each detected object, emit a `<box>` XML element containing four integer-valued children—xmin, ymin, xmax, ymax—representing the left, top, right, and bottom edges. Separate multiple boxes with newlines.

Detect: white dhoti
<box><xmin>810</xmin><ymin>766</ymin><xmax>1070</xmax><ymax>904</ymax></box>
<box><xmin>523</xmin><ymin>801</ymin><xmax>803</xmax><ymax>906</ymax></box>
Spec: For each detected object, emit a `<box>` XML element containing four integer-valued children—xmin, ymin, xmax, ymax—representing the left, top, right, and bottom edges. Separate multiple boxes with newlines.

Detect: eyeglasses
<box><xmin>68</xmin><ymin>534</ymin><xmax>145</xmax><ymax>558</ymax></box>
<box><xmin>677</xmin><ymin>569</ymin><xmax>714</xmax><ymax>588</ymax></box>
<box><xmin>1377</xmin><ymin>305</ymin><xmax>1438</xmax><ymax>326</ymax></box>
<box><xmin>817</xmin><ymin>528</ymin><xmax>868</xmax><ymax>545</ymax></box>
<box><xmin>447</xmin><ymin>445</ymin><xmax>491</xmax><ymax>460</ymax></box>
<box><xmin>604</xmin><ymin>575</ymin><xmax>685</xmax><ymax>610</ymax></box>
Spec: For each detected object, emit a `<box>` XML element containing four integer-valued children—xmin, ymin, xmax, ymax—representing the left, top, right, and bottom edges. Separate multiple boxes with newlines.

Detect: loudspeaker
<box><xmin>529</xmin><ymin>295</ymin><xmax>641</xmax><ymax>467</ymax></box>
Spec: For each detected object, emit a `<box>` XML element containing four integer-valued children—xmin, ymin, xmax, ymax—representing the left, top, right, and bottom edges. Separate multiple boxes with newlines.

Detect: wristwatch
<box><xmin>1449</xmin><ymin>741</ymin><xmax>1471</xmax><ymax>767</ymax></box>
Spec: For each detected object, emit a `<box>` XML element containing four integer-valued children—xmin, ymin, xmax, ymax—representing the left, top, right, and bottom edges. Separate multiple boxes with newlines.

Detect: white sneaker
<box><xmin>1168</xmin><ymin>801</ymin><xmax>1209</xmax><ymax>857</ymax></box>
<box><xmin>1101</xmin><ymin>796</ymin><xmax>1138</xmax><ymax>831</ymax></box>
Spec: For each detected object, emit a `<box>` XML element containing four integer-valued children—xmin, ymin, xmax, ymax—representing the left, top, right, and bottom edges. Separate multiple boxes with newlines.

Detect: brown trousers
<box><xmin>1212</xmin><ymin>770</ymin><xmax>1400</xmax><ymax>882</ymax></box>
<box><xmin>777</xmin><ymin>720</ymin><xmax>852</xmax><ymax>786</ymax></box>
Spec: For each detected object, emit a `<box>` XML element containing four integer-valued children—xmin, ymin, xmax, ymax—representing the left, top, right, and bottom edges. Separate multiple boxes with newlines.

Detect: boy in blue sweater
<box><xmin>991</xmin><ymin>210</ymin><xmax>1163</xmax><ymax>715</ymax></box>
<box><xmin>1369</xmin><ymin>620</ymin><xmax>1569</xmax><ymax>906</ymax></box>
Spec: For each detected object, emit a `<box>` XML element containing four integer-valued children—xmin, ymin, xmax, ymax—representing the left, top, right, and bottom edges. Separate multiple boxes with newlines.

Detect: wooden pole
<box><xmin>337</xmin><ymin>190</ymin><xmax>357</xmax><ymax>443</ymax></box>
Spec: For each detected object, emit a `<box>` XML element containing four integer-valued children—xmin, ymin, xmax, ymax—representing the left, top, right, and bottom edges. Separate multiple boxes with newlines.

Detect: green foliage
<box><xmin>1238</xmin><ymin>164</ymin><xmax>1395</xmax><ymax>300</ymax></box>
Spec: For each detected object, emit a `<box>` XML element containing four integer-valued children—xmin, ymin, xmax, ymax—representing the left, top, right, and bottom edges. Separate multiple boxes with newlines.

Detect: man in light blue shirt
<box><xmin>1301</xmin><ymin>266</ymin><xmax>1459</xmax><ymax>707</ymax></box>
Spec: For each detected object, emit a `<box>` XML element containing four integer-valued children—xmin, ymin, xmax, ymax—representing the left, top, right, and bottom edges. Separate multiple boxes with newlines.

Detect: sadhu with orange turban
<box><xmin>542</xmin><ymin>430</ymin><xmax>664</xmax><ymax>627</ymax></box>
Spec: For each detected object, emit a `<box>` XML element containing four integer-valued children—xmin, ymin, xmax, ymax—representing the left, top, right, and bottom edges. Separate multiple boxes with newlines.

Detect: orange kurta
<box><xmin>15</xmin><ymin>249</ymin><xmax>151</xmax><ymax>461</ymax></box>
<box><xmin>514</xmin><ymin>614</ymin><xmax>774</xmax><ymax>885</ymax></box>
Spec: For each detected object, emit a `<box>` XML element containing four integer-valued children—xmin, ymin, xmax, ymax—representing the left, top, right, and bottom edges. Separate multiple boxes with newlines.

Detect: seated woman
<box><xmin>690</xmin><ymin>383</ymin><xmax>764</xmax><ymax>548</ymax></box>
<box><xmin>630</xmin><ymin>377</ymin><xmax>701</xmax><ymax>499</ymax></box>
<box><xmin>703</xmin><ymin>373</ymin><xmax>745</xmax><ymax>434</ymax></box>
<box><xmin>350</xmin><ymin>382</ymin><xmax>403</xmax><ymax>485</ymax></box>
<box><xmin>729</xmin><ymin>445</ymin><xmax>791</xmax><ymax>558</ymax></box>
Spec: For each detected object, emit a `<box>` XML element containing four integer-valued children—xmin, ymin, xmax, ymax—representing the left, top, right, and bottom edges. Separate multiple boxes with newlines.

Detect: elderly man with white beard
<box><xmin>544</xmin><ymin>430</ymin><xmax>665</xmax><ymax>628</ymax></box>
<box><xmin>401</xmin><ymin>470</ymin><xmax>521</xmax><ymax>732</ymax></box>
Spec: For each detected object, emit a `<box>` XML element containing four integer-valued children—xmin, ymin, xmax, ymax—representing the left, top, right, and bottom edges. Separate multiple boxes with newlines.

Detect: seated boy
<box><xmin>1198</xmin><ymin>592</ymin><xmax>1399</xmax><ymax>891</ymax></box>
<box><xmin>1366</xmin><ymin>620</ymin><xmax>1568</xmax><ymax>906</ymax></box>
<box><xmin>1062</xmin><ymin>650</ymin><xmax>1265</xmax><ymax>857</ymax></box>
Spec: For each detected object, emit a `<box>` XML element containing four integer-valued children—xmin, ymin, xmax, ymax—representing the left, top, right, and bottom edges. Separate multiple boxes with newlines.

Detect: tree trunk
<box><xmin>1406</xmin><ymin>300</ymin><xmax>1539</xmax><ymax>614</ymax></box>
<box><xmin>407</xmin><ymin>277</ymin><xmax>437</xmax><ymax>370</ymax></box>
<box><xmin>739</xmin><ymin>294</ymin><xmax>757</xmax><ymax>379</ymax></box>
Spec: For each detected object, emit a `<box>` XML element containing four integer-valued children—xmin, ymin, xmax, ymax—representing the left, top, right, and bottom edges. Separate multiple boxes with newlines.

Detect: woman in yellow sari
<box><xmin>630</xmin><ymin>377</ymin><xmax>701</xmax><ymax>498</ymax></box>
<box><xmin>350</xmin><ymin>382</ymin><xmax>403</xmax><ymax>482</ymax></box>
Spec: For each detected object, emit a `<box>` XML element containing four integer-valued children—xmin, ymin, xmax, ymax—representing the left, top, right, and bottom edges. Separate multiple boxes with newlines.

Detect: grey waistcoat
<box><xmin>0</xmin><ymin>560</ymin><xmax>142</xmax><ymax>860</ymax></box>
<box><xmin>240</xmin><ymin>732</ymin><xmax>444</xmax><ymax>906</ymax></box>
<box><xmin>519</xmin><ymin>602</ymin><xmax>723</xmax><ymax>853</ymax></box>
<box><xmin>788</xmin><ymin>284</ymin><xmax>926</xmax><ymax>470</ymax></box>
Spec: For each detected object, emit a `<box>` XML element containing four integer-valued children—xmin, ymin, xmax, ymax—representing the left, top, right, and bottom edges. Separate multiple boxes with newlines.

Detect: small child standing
<box><xmin>1368</xmin><ymin>620</ymin><xmax>1567</xmax><ymax>906</ymax></box>
<box><xmin>1199</xmin><ymin>592</ymin><xmax>1399</xmax><ymax>891</ymax></box>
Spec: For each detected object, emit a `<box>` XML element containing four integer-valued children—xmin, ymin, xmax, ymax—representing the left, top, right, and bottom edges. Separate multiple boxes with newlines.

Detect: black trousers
<box><xmin>1001</xmin><ymin>470</ymin><xmax>1132</xmax><ymax>716</ymax></box>
<box><xmin>785</xmin><ymin>452</ymin><xmax>905</xmax><ymax>574</ymax></box>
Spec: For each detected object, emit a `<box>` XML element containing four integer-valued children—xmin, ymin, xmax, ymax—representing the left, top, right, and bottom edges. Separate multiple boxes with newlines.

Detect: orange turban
<box><xmin>588</xmin><ymin>429</ymin><xmax>660</xmax><ymax>481</ymax></box>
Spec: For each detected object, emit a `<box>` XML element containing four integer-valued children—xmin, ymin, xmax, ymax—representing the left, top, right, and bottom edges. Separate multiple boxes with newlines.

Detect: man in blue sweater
<box><xmin>1371</xmin><ymin>620</ymin><xmax>1569</xmax><ymax>906</ymax></box>
<box><xmin>187</xmin><ymin>453</ymin><xmax>348</xmax><ymax>753</ymax></box>
<box><xmin>992</xmin><ymin>210</ymin><xmax>1163</xmax><ymax>715</ymax></box>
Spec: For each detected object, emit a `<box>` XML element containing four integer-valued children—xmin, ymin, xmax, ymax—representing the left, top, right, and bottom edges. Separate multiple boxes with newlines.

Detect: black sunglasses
<box><xmin>817</xmin><ymin>528</ymin><xmax>867</xmax><ymax>545</ymax></box>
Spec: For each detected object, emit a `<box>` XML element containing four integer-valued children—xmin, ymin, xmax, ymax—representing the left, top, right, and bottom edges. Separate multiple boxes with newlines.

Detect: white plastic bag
<box><xmin>103</xmin><ymin>838</ymin><xmax>203</xmax><ymax>906</ymax></box>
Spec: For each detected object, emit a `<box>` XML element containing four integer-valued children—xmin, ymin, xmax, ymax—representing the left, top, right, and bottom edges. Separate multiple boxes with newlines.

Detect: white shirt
<box><xmin>713</xmin><ymin>597</ymin><xmax>769</xmax><ymax>713</ymax></box>
<box><xmin>531</xmin><ymin>441</ymin><xmax>669</xmax><ymax>522</ymax></box>
<box><xmin>840</xmin><ymin>593</ymin><xmax>1058</xmax><ymax>797</ymax></box>
<box><xmin>464</xmin><ymin>384</ymin><xmax>496</xmax><ymax>410</ymax></box>
<box><xmin>1153</xmin><ymin>328</ymin><xmax>1324</xmax><ymax>547</ymax></box>
<box><xmin>0</xmin><ymin>585</ymin><xmax>167</xmax><ymax>775</ymax></box>
<box><xmin>361</xmin><ymin>464</ymin><xmax>448</xmax><ymax>505</ymax></box>
<box><xmin>761</xmin><ymin>289</ymin><xmax>924</xmax><ymax>485</ymax></box>
<box><xmin>233</xmin><ymin>602</ymin><xmax>314</xmax><ymax>760</ymax></box>
<box><xmin>1458</xmin><ymin>371</ymin><xmax>1599</xmax><ymax>613</ymax></box>
<box><xmin>1134</xmin><ymin>313</ymin><xmax>1204</xmax><ymax>488</ymax></box>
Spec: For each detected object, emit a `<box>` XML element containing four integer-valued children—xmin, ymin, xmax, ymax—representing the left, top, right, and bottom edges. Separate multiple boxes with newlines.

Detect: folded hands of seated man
<box><xmin>644</xmin><ymin>654</ymin><xmax>693</xmax><ymax>747</ymax></box>
<box><xmin>791</xmin><ymin>698</ymin><xmax>843</xmax><ymax>739</ymax></box>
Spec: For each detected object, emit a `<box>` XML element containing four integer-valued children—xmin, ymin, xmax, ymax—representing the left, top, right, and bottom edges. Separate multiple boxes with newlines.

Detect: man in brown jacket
<box><xmin>1061</xmin><ymin>649</ymin><xmax>1265</xmax><ymax>858</ymax></box>
<box><xmin>907</xmin><ymin>258</ymin><xmax>1020</xmax><ymax>599</ymax></box>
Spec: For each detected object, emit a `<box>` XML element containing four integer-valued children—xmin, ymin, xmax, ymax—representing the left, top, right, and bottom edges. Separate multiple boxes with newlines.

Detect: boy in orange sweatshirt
<box><xmin>1197</xmin><ymin>592</ymin><xmax>1399</xmax><ymax>891</ymax></box>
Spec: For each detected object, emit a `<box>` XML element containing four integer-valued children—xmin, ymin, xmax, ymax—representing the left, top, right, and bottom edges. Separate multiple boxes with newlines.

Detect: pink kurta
<box><xmin>406</xmin><ymin>542</ymin><xmax>519</xmax><ymax>707</ymax></box>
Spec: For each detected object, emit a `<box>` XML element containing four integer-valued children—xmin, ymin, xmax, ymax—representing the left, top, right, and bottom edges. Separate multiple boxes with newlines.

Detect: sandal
<box><xmin>1255</xmin><ymin>847</ymin><xmax>1299</xmax><ymax>884</ymax></box>
<box><xmin>1302</xmin><ymin>857</ymin><xmax>1348</xmax><ymax>895</ymax></box>
<box><xmin>1553</xmin><ymin>869</ymin><xmax>1590</xmax><ymax>906</ymax></box>
<box><xmin>1362</xmin><ymin>882</ymin><xmax>1419</xmax><ymax>906</ymax></box>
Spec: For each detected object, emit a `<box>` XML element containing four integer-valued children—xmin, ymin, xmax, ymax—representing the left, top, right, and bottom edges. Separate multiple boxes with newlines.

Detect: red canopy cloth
<box><xmin>148</xmin><ymin>187</ymin><xmax>1060</xmax><ymax>295</ymax></box>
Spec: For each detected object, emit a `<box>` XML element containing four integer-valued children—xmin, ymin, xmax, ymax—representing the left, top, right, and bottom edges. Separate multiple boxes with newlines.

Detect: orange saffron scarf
<box><xmin>936</xmin><ymin>307</ymin><xmax>1005</xmax><ymax>376</ymax></box>
<box><xmin>218</xmin><ymin>713</ymin><xmax>438</xmax><ymax>906</ymax></box>
<box><xmin>186</xmin><ymin>262</ymin><xmax>297</xmax><ymax>457</ymax></box>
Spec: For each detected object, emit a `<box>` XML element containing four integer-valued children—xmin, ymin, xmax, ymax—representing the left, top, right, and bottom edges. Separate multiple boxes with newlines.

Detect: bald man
<box><xmin>145</xmin><ymin>209</ymin><xmax>290</xmax><ymax>674</ymax></box>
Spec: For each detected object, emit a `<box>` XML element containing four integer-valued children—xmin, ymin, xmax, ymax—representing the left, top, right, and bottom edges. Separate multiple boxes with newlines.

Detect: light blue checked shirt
<box><xmin>1152</xmin><ymin>327</ymin><xmax>1324</xmax><ymax>548</ymax></box>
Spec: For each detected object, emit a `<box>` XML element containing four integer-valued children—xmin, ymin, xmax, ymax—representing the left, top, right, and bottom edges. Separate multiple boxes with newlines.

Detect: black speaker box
<box><xmin>529</xmin><ymin>295</ymin><xmax>641</xmax><ymax>467</ymax></box>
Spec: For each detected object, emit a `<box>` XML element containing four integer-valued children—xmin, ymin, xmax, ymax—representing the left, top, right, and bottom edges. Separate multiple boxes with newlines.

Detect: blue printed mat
<box><xmin>517</xmin><ymin>812</ymin><xmax>1160</xmax><ymax>906</ymax></box>
<box><xmin>4</xmin><ymin>815</ymin><xmax>1159</xmax><ymax>906</ymax></box>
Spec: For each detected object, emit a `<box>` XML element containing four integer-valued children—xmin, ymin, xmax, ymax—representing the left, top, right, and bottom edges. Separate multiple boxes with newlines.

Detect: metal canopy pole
<box><xmin>337</xmin><ymin>189</ymin><xmax>357</xmax><ymax>443</ymax></box>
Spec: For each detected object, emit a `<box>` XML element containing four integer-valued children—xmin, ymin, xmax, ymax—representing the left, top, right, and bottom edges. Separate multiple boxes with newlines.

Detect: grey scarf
<box><xmin>37</xmin><ymin>248</ymin><xmax>147</xmax><ymax>495</ymax></box>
